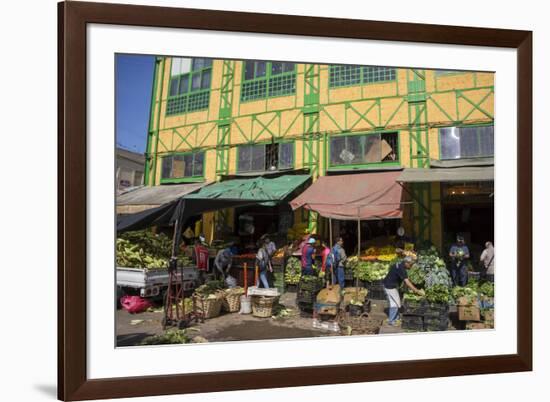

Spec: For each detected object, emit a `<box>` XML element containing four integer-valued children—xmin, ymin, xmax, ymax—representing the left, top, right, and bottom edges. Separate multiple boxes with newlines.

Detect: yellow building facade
<box><xmin>144</xmin><ymin>57</ymin><xmax>494</xmax><ymax>250</ymax></box>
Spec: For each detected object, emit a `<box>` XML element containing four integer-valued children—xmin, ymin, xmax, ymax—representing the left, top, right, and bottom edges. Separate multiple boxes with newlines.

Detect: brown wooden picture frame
<box><xmin>58</xmin><ymin>1</ymin><xmax>532</xmax><ymax>400</ymax></box>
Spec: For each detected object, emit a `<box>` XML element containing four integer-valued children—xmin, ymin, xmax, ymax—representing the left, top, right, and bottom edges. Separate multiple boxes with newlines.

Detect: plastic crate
<box><xmin>424</xmin><ymin>317</ymin><xmax>449</xmax><ymax>331</ymax></box>
<box><xmin>367</xmin><ymin>289</ymin><xmax>387</xmax><ymax>301</ymax></box>
<box><xmin>298</xmin><ymin>277</ymin><xmax>324</xmax><ymax>292</ymax></box>
<box><xmin>403</xmin><ymin>299</ymin><xmax>427</xmax><ymax>315</ymax></box>
<box><xmin>423</xmin><ymin>303</ymin><xmax>450</xmax><ymax>319</ymax></box>
<box><xmin>344</xmin><ymin>270</ymin><xmax>354</xmax><ymax>281</ymax></box>
<box><xmin>297</xmin><ymin>289</ymin><xmax>317</xmax><ymax>304</ymax></box>
<box><xmin>401</xmin><ymin>315</ymin><xmax>424</xmax><ymax>331</ymax></box>
<box><xmin>298</xmin><ymin>301</ymin><xmax>314</xmax><ymax>313</ymax></box>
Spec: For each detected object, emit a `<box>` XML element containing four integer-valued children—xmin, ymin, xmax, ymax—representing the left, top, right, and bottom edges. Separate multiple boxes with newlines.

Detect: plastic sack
<box><xmin>225</xmin><ymin>275</ymin><xmax>237</xmax><ymax>288</ymax></box>
<box><xmin>120</xmin><ymin>295</ymin><xmax>152</xmax><ymax>314</ymax></box>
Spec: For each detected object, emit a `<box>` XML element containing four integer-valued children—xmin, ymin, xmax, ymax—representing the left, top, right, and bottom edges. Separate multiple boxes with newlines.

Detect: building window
<box><xmin>161</xmin><ymin>152</ymin><xmax>205</xmax><ymax>181</ymax></box>
<box><xmin>329</xmin><ymin>65</ymin><xmax>396</xmax><ymax>88</ymax></box>
<box><xmin>241</xmin><ymin>61</ymin><xmax>296</xmax><ymax>101</ymax></box>
<box><xmin>440</xmin><ymin>125</ymin><xmax>494</xmax><ymax>160</ymax></box>
<box><xmin>166</xmin><ymin>58</ymin><xmax>212</xmax><ymax>116</ymax></box>
<box><xmin>237</xmin><ymin>142</ymin><xmax>295</xmax><ymax>173</ymax></box>
<box><xmin>329</xmin><ymin>132</ymin><xmax>399</xmax><ymax>166</ymax></box>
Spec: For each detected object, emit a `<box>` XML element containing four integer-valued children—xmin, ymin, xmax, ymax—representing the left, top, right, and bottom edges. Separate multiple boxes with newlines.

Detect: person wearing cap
<box><xmin>449</xmin><ymin>234</ymin><xmax>470</xmax><ymax>287</ymax></box>
<box><xmin>256</xmin><ymin>238</ymin><xmax>273</xmax><ymax>288</ymax></box>
<box><xmin>301</xmin><ymin>237</ymin><xmax>317</xmax><ymax>276</ymax></box>
<box><xmin>214</xmin><ymin>244</ymin><xmax>234</xmax><ymax>279</ymax></box>
<box><xmin>331</xmin><ymin>237</ymin><xmax>347</xmax><ymax>289</ymax></box>
<box><xmin>383</xmin><ymin>256</ymin><xmax>424</xmax><ymax>326</ymax></box>
<box><xmin>198</xmin><ymin>234</ymin><xmax>209</xmax><ymax>247</ymax></box>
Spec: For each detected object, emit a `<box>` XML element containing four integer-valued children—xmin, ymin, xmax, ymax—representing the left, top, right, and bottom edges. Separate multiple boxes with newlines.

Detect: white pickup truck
<box><xmin>116</xmin><ymin>265</ymin><xmax>199</xmax><ymax>299</ymax></box>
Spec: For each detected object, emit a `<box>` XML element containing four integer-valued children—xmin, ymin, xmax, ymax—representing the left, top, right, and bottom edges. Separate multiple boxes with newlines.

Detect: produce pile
<box><xmin>194</xmin><ymin>280</ymin><xmax>225</xmax><ymax>299</ymax></box>
<box><xmin>140</xmin><ymin>329</ymin><xmax>190</xmax><ymax>345</ymax></box>
<box><xmin>479</xmin><ymin>281</ymin><xmax>494</xmax><ymax>297</ymax></box>
<box><xmin>116</xmin><ymin>230</ymin><xmax>172</xmax><ymax>269</ymax></box>
<box><xmin>363</xmin><ymin>246</ymin><xmax>398</xmax><ymax>262</ymax></box>
<box><xmin>352</xmin><ymin>261</ymin><xmax>390</xmax><ymax>282</ymax></box>
<box><xmin>402</xmin><ymin>247</ymin><xmax>452</xmax><ymax>304</ymax></box>
<box><xmin>451</xmin><ymin>286</ymin><xmax>479</xmax><ymax>305</ymax></box>
<box><xmin>284</xmin><ymin>257</ymin><xmax>302</xmax><ymax>284</ymax></box>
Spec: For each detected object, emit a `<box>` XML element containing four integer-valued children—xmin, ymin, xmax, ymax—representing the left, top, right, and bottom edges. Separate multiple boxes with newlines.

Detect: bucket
<box><xmin>239</xmin><ymin>295</ymin><xmax>252</xmax><ymax>314</ymax></box>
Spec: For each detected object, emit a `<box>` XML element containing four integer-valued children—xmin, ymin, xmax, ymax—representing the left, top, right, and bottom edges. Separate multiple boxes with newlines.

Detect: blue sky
<box><xmin>115</xmin><ymin>54</ymin><xmax>155</xmax><ymax>154</ymax></box>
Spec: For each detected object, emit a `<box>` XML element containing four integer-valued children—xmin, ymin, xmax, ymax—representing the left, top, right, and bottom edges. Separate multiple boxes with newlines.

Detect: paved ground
<box><xmin>117</xmin><ymin>292</ymin><xmax>351</xmax><ymax>346</ymax></box>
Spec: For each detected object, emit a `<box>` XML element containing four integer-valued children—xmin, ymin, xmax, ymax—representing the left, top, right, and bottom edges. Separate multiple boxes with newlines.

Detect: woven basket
<box><xmin>222</xmin><ymin>291</ymin><xmax>243</xmax><ymax>313</ymax></box>
<box><xmin>251</xmin><ymin>296</ymin><xmax>279</xmax><ymax>318</ymax></box>
<box><xmin>193</xmin><ymin>293</ymin><xmax>223</xmax><ymax>319</ymax></box>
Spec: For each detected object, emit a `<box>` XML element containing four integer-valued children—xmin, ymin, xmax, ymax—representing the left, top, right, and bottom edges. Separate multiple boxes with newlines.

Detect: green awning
<box><xmin>184</xmin><ymin>175</ymin><xmax>311</xmax><ymax>202</ymax></box>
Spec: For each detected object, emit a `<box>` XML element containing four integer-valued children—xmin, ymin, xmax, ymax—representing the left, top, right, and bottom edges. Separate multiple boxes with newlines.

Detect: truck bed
<box><xmin>116</xmin><ymin>266</ymin><xmax>198</xmax><ymax>289</ymax></box>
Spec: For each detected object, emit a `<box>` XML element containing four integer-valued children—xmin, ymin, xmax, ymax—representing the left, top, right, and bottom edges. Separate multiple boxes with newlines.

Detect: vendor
<box><xmin>332</xmin><ymin>237</ymin><xmax>347</xmax><ymax>289</ymax></box>
<box><xmin>301</xmin><ymin>237</ymin><xmax>316</xmax><ymax>275</ymax></box>
<box><xmin>449</xmin><ymin>234</ymin><xmax>470</xmax><ymax>286</ymax></box>
<box><xmin>192</xmin><ymin>238</ymin><xmax>210</xmax><ymax>284</ymax></box>
<box><xmin>383</xmin><ymin>256</ymin><xmax>424</xmax><ymax>326</ymax></box>
<box><xmin>199</xmin><ymin>233</ymin><xmax>209</xmax><ymax>247</ymax></box>
<box><xmin>214</xmin><ymin>244</ymin><xmax>234</xmax><ymax>279</ymax></box>
<box><xmin>320</xmin><ymin>239</ymin><xmax>332</xmax><ymax>283</ymax></box>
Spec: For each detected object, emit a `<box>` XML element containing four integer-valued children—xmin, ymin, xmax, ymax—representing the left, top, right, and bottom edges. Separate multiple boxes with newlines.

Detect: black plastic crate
<box><xmin>403</xmin><ymin>299</ymin><xmax>427</xmax><ymax>315</ymax></box>
<box><xmin>424</xmin><ymin>303</ymin><xmax>450</xmax><ymax>319</ymax></box>
<box><xmin>297</xmin><ymin>289</ymin><xmax>317</xmax><ymax>304</ymax></box>
<box><xmin>367</xmin><ymin>289</ymin><xmax>387</xmax><ymax>301</ymax></box>
<box><xmin>344</xmin><ymin>269</ymin><xmax>354</xmax><ymax>281</ymax></box>
<box><xmin>402</xmin><ymin>315</ymin><xmax>424</xmax><ymax>331</ymax></box>
<box><xmin>298</xmin><ymin>277</ymin><xmax>324</xmax><ymax>292</ymax></box>
<box><xmin>424</xmin><ymin>316</ymin><xmax>449</xmax><ymax>331</ymax></box>
<box><xmin>298</xmin><ymin>301</ymin><xmax>314</xmax><ymax>313</ymax></box>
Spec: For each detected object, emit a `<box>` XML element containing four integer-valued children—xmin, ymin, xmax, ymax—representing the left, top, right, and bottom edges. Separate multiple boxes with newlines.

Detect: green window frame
<box><xmin>439</xmin><ymin>125</ymin><xmax>494</xmax><ymax>160</ymax></box>
<box><xmin>237</xmin><ymin>141</ymin><xmax>295</xmax><ymax>173</ymax></box>
<box><xmin>160</xmin><ymin>151</ymin><xmax>205</xmax><ymax>183</ymax></box>
<box><xmin>166</xmin><ymin>58</ymin><xmax>212</xmax><ymax>116</ymax></box>
<box><xmin>329</xmin><ymin>132</ymin><xmax>400</xmax><ymax>168</ymax></box>
<box><xmin>240</xmin><ymin>61</ymin><xmax>296</xmax><ymax>102</ymax></box>
<box><xmin>329</xmin><ymin>65</ymin><xmax>396</xmax><ymax>88</ymax></box>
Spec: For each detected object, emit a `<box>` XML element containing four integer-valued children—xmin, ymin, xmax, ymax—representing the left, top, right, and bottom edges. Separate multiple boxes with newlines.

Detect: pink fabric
<box><xmin>120</xmin><ymin>295</ymin><xmax>152</xmax><ymax>314</ymax></box>
<box><xmin>290</xmin><ymin>171</ymin><xmax>404</xmax><ymax>220</ymax></box>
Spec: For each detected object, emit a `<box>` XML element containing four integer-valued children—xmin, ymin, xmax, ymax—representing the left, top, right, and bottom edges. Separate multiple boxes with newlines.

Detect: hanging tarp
<box><xmin>290</xmin><ymin>171</ymin><xmax>404</xmax><ymax>221</ymax></box>
<box><xmin>116</xmin><ymin>182</ymin><xmax>211</xmax><ymax>214</ymax></box>
<box><xmin>397</xmin><ymin>166</ymin><xmax>494</xmax><ymax>183</ymax></box>
<box><xmin>183</xmin><ymin>175</ymin><xmax>311</xmax><ymax>201</ymax></box>
<box><xmin>117</xmin><ymin>175</ymin><xmax>311</xmax><ymax>233</ymax></box>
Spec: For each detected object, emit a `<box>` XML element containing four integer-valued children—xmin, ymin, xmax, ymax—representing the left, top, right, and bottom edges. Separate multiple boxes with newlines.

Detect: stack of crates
<box><xmin>296</xmin><ymin>277</ymin><xmax>324</xmax><ymax>312</ymax></box>
<box><xmin>401</xmin><ymin>299</ymin><xmax>450</xmax><ymax>331</ymax></box>
<box><xmin>365</xmin><ymin>280</ymin><xmax>387</xmax><ymax>301</ymax></box>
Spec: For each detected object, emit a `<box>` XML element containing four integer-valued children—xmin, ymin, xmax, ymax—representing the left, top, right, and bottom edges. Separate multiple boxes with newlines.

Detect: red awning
<box><xmin>290</xmin><ymin>171</ymin><xmax>404</xmax><ymax>220</ymax></box>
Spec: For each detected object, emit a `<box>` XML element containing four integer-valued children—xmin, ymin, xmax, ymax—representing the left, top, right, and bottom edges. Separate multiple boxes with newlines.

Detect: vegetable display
<box><xmin>451</xmin><ymin>286</ymin><xmax>478</xmax><ymax>304</ymax></box>
<box><xmin>479</xmin><ymin>281</ymin><xmax>494</xmax><ymax>297</ymax></box>
<box><xmin>116</xmin><ymin>230</ymin><xmax>172</xmax><ymax>269</ymax></box>
<box><xmin>284</xmin><ymin>257</ymin><xmax>302</xmax><ymax>284</ymax></box>
<box><xmin>403</xmin><ymin>292</ymin><xmax>424</xmax><ymax>302</ymax></box>
<box><xmin>194</xmin><ymin>280</ymin><xmax>225</xmax><ymax>298</ymax></box>
<box><xmin>352</xmin><ymin>261</ymin><xmax>390</xmax><ymax>282</ymax></box>
<box><xmin>364</xmin><ymin>246</ymin><xmax>397</xmax><ymax>262</ymax></box>
<box><xmin>425</xmin><ymin>284</ymin><xmax>451</xmax><ymax>304</ymax></box>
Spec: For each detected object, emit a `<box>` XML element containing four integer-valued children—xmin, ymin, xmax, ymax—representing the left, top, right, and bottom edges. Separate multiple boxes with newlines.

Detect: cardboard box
<box><xmin>458</xmin><ymin>305</ymin><xmax>481</xmax><ymax>321</ymax></box>
<box><xmin>482</xmin><ymin>309</ymin><xmax>494</xmax><ymax>321</ymax></box>
<box><xmin>466</xmin><ymin>322</ymin><xmax>488</xmax><ymax>330</ymax></box>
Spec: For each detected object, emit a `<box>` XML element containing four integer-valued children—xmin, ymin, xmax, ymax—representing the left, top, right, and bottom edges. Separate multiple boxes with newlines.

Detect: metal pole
<box><xmin>329</xmin><ymin>218</ymin><xmax>333</xmax><ymax>246</ymax></box>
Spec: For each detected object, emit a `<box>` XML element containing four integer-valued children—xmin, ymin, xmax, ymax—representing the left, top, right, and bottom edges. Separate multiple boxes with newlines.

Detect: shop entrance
<box><xmin>441</xmin><ymin>181</ymin><xmax>494</xmax><ymax>259</ymax></box>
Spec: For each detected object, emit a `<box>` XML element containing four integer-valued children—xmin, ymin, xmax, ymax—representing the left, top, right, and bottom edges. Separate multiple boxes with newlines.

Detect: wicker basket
<box><xmin>251</xmin><ymin>296</ymin><xmax>279</xmax><ymax>318</ymax></box>
<box><xmin>222</xmin><ymin>290</ymin><xmax>244</xmax><ymax>313</ymax></box>
<box><xmin>193</xmin><ymin>293</ymin><xmax>223</xmax><ymax>319</ymax></box>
